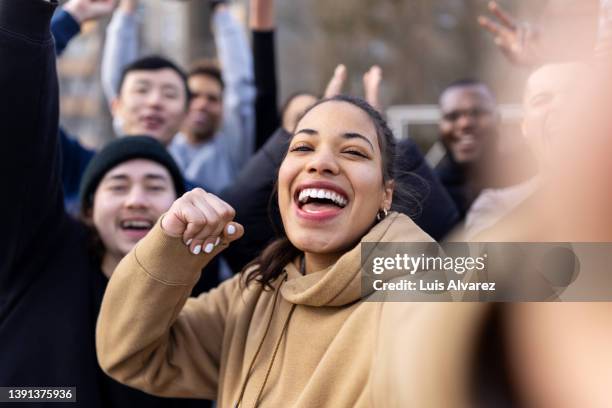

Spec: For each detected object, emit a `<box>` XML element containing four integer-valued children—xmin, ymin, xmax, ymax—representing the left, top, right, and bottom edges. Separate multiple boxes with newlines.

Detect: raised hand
<box><xmin>161</xmin><ymin>189</ymin><xmax>244</xmax><ymax>256</ymax></box>
<box><xmin>323</xmin><ymin>64</ymin><xmax>348</xmax><ymax>99</ymax></box>
<box><xmin>363</xmin><ymin>65</ymin><xmax>383</xmax><ymax>112</ymax></box>
<box><xmin>478</xmin><ymin>1</ymin><xmax>542</xmax><ymax>67</ymax></box>
<box><xmin>63</xmin><ymin>0</ymin><xmax>118</xmax><ymax>24</ymax></box>
<box><xmin>250</xmin><ymin>0</ymin><xmax>275</xmax><ymax>30</ymax></box>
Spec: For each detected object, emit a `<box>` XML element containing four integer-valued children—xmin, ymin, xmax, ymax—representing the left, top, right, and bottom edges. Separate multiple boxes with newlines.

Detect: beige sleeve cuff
<box><xmin>134</xmin><ymin>217</ymin><xmax>211</xmax><ymax>286</ymax></box>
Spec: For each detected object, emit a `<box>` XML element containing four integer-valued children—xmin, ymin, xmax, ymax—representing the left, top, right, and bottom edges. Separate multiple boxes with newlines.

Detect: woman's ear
<box><xmin>382</xmin><ymin>179</ymin><xmax>395</xmax><ymax>210</ymax></box>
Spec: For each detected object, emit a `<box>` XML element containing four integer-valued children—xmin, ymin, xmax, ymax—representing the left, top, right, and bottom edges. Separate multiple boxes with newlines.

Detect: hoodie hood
<box><xmin>280</xmin><ymin>212</ymin><xmax>435</xmax><ymax>307</ymax></box>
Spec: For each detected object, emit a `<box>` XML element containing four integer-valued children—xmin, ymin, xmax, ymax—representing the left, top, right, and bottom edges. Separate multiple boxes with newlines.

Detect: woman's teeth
<box><xmin>298</xmin><ymin>188</ymin><xmax>347</xmax><ymax>207</ymax></box>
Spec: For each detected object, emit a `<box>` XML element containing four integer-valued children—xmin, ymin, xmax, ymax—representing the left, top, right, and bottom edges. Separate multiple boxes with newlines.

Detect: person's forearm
<box><xmin>101</xmin><ymin>7</ymin><xmax>140</xmax><ymax>103</ymax></box>
<box><xmin>253</xmin><ymin>30</ymin><xmax>279</xmax><ymax>149</ymax></box>
<box><xmin>96</xmin><ymin>220</ymin><xmax>227</xmax><ymax>399</ymax></box>
<box><xmin>51</xmin><ymin>8</ymin><xmax>81</xmax><ymax>56</ymax></box>
<box><xmin>213</xmin><ymin>7</ymin><xmax>256</xmax><ymax>166</ymax></box>
<box><xmin>0</xmin><ymin>0</ymin><xmax>63</xmax><ymax>286</ymax></box>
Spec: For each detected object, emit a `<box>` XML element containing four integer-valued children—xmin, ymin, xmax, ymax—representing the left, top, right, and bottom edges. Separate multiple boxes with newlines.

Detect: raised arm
<box><xmin>52</xmin><ymin>0</ymin><xmax>116</xmax><ymax>56</ymax></box>
<box><xmin>212</xmin><ymin>4</ymin><xmax>256</xmax><ymax>170</ymax></box>
<box><xmin>96</xmin><ymin>189</ymin><xmax>244</xmax><ymax>398</ymax></box>
<box><xmin>250</xmin><ymin>0</ymin><xmax>280</xmax><ymax>149</ymax></box>
<box><xmin>101</xmin><ymin>0</ymin><xmax>140</xmax><ymax>104</ymax></box>
<box><xmin>0</xmin><ymin>0</ymin><xmax>60</xmax><ymax>287</ymax></box>
<box><xmin>50</xmin><ymin>0</ymin><xmax>114</xmax><ymax>210</ymax></box>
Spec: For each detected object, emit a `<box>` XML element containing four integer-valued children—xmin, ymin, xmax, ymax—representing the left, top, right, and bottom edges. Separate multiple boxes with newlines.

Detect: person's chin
<box><xmin>118</xmin><ymin>241</ymin><xmax>136</xmax><ymax>257</ymax></box>
<box><xmin>454</xmin><ymin>152</ymin><xmax>477</xmax><ymax>165</ymax></box>
<box><xmin>294</xmin><ymin>237</ymin><xmax>341</xmax><ymax>255</ymax></box>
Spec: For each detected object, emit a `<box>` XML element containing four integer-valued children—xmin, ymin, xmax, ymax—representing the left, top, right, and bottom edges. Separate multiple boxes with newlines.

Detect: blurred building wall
<box><xmin>58</xmin><ymin>0</ymin><xmax>597</xmax><ymax>149</ymax></box>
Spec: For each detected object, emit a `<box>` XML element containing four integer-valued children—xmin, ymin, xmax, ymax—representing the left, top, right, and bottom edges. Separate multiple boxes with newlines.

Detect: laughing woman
<box><xmin>96</xmin><ymin>95</ymin><xmax>434</xmax><ymax>407</ymax></box>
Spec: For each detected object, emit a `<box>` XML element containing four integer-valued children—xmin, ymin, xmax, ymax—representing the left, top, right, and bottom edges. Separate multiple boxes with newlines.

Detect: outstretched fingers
<box><xmin>478</xmin><ymin>15</ymin><xmax>507</xmax><ymax>39</ymax></box>
<box><xmin>363</xmin><ymin>65</ymin><xmax>383</xmax><ymax>111</ymax></box>
<box><xmin>488</xmin><ymin>1</ymin><xmax>517</xmax><ymax>31</ymax></box>
<box><xmin>324</xmin><ymin>64</ymin><xmax>348</xmax><ymax>98</ymax></box>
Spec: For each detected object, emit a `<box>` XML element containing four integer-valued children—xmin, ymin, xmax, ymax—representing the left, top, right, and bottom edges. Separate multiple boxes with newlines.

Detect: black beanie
<box><xmin>79</xmin><ymin>136</ymin><xmax>186</xmax><ymax>212</ymax></box>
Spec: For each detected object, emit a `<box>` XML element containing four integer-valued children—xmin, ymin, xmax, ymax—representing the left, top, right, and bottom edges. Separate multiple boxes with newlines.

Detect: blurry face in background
<box><xmin>439</xmin><ymin>84</ymin><xmax>499</xmax><ymax>165</ymax></box>
<box><xmin>112</xmin><ymin>69</ymin><xmax>188</xmax><ymax>146</ymax></box>
<box><xmin>182</xmin><ymin>74</ymin><xmax>224</xmax><ymax>143</ymax></box>
<box><xmin>278</xmin><ymin>100</ymin><xmax>393</xmax><ymax>258</ymax></box>
<box><xmin>522</xmin><ymin>62</ymin><xmax>612</xmax><ymax>239</ymax></box>
<box><xmin>282</xmin><ymin>94</ymin><xmax>318</xmax><ymax>133</ymax></box>
<box><xmin>92</xmin><ymin>159</ymin><xmax>176</xmax><ymax>260</ymax></box>
<box><xmin>522</xmin><ymin>63</ymin><xmax>586</xmax><ymax>171</ymax></box>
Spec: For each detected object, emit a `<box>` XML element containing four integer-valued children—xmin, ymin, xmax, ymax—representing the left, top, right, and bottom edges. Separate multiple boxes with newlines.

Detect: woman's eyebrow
<box><xmin>293</xmin><ymin>129</ymin><xmax>375</xmax><ymax>152</ymax></box>
<box><xmin>343</xmin><ymin>132</ymin><xmax>374</xmax><ymax>151</ymax></box>
<box><xmin>294</xmin><ymin>128</ymin><xmax>318</xmax><ymax>137</ymax></box>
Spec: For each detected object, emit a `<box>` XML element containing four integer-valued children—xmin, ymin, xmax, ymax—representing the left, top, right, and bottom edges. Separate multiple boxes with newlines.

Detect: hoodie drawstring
<box><xmin>235</xmin><ymin>273</ymin><xmax>295</xmax><ymax>408</ymax></box>
<box><xmin>252</xmin><ymin>302</ymin><xmax>297</xmax><ymax>406</ymax></box>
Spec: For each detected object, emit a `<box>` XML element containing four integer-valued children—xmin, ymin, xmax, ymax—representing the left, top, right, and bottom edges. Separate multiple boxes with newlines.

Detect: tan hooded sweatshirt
<box><xmin>96</xmin><ymin>212</ymin><xmax>489</xmax><ymax>407</ymax></box>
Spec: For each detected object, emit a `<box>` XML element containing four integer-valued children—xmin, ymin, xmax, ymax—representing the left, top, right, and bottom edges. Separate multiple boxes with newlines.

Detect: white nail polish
<box><xmin>185</xmin><ymin>239</ymin><xmax>193</xmax><ymax>246</ymax></box>
<box><xmin>215</xmin><ymin>237</ymin><xmax>221</xmax><ymax>246</ymax></box>
<box><xmin>192</xmin><ymin>245</ymin><xmax>202</xmax><ymax>255</ymax></box>
<box><xmin>204</xmin><ymin>243</ymin><xmax>214</xmax><ymax>254</ymax></box>
<box><xmin>227</xmin><ymin>225</ymin><xmax>236</xmax><ymax>235</ymax></box>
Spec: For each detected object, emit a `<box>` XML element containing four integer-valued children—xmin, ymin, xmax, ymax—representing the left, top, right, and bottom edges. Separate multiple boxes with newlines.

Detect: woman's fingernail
<box><xmin>192</xmin><ymin>245</ymin><xmax>202</xmax><ymax>255</ymax></box>
<box><xmin>215</xmin><ymin>237</ymin><xmax>221</xmax><ymax>246</ymax></box>
<box><xmin>227</xmin><ymin>225</ymin><xmax>236</xmax><ymax>235</ymax></box>
<box><xmin>185</xmin><ymin>238</ymin><xmax>193</xmax><ymax>246</ymax></box>
<box><xmin>204</xmin><ymin>243</ymin><xmax>215</xmax><ymax>254</ymax></box>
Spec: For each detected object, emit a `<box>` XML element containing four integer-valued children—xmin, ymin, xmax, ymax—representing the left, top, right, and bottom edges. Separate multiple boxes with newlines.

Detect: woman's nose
<box><xmin>306</xmin><ymin>148</ymin><xmax>340</xmax><ymax>175</ymax></box>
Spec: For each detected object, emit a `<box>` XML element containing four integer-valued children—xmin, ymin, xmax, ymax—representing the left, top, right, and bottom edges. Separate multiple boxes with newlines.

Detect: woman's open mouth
<box><xmin>294</xmin><ymin>184</ymin><xmax>349</xmax><ymax>222</ymax></box>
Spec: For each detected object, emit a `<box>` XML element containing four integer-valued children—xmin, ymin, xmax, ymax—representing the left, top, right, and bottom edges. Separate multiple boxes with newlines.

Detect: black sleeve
<box><xmin>219</xmin><ymin>128</ymin><xmax>289</xmax><ymax>272</ymax></box>
<box><xmin>0</xmin><ymin>0</ymin><xmax>64</xmax><ymax>286</ymax></box>
<box><xmin>394</xmin><ymin>139</ymin><xmax>460</xmax><ymax>240</ymax></box>
<box><xmin>252</xmin><ymin>30</ymin><xmax>280</xmax><ymax>150</ymax></box>
<box><xmin>60</xmin><ymin>127</ymin><xmax>94</xmax><ymax>209</ymax></box>
<box><xmin>51</xmin><ymin>7</ymin><xmax>80</xmax><ymax>57</ymax></box>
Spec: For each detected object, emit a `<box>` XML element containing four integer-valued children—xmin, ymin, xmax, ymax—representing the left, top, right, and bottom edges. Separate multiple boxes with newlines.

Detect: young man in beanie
<box><xmin>78</xmin><ymin>136</ymin><xmax>187</xmax><ymax>277</ymax></box>
<box><xmin>0</xmin><ymin>5</ymin><xmax>215</xmax><ymax>404</ymax></box>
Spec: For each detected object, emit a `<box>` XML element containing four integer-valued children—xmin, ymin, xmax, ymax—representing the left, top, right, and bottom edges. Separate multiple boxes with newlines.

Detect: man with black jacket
<box><xmin>0</xmin><ymin>1</ymin><xmax>211</xmax><ymax>406</ymax></box>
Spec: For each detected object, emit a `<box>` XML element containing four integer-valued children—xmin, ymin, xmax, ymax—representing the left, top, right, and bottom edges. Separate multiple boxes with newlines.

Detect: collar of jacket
<box><xmin>280</xmin><ymin>212</ymin><xmax>434</xmax><ymax>307</ymax></box>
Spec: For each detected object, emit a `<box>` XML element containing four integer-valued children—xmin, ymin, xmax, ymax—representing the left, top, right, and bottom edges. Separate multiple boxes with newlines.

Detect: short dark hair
<box><xmin>440</xmin><ymin>78</ymin><xmax>496</xmax><ymax>103</ymax></box>
<box><xmin>188</xmin><ymin>59</ymin><xmax>225</xmax><ymax>91</ymax></box>
<box><xmin>444</xmin><ymin>78</ymin><xmax>485</xmax><ymax>90</ymax></box>
<box><xmin>117</xmin><ymin>55</ymin><xmax>191</xmax><ymax>106</ymax></box>
<box><xmin>440</xmin><ymin>78</ymin><xmax>497</xmax><ymax>104</ymax></box>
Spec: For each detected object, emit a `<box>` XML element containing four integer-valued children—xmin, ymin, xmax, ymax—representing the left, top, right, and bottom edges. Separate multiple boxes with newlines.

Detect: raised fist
<box><xmin>161</xmin><ymin>188</ymin><xmax>244</xmax><ymax>255</ymax></box>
